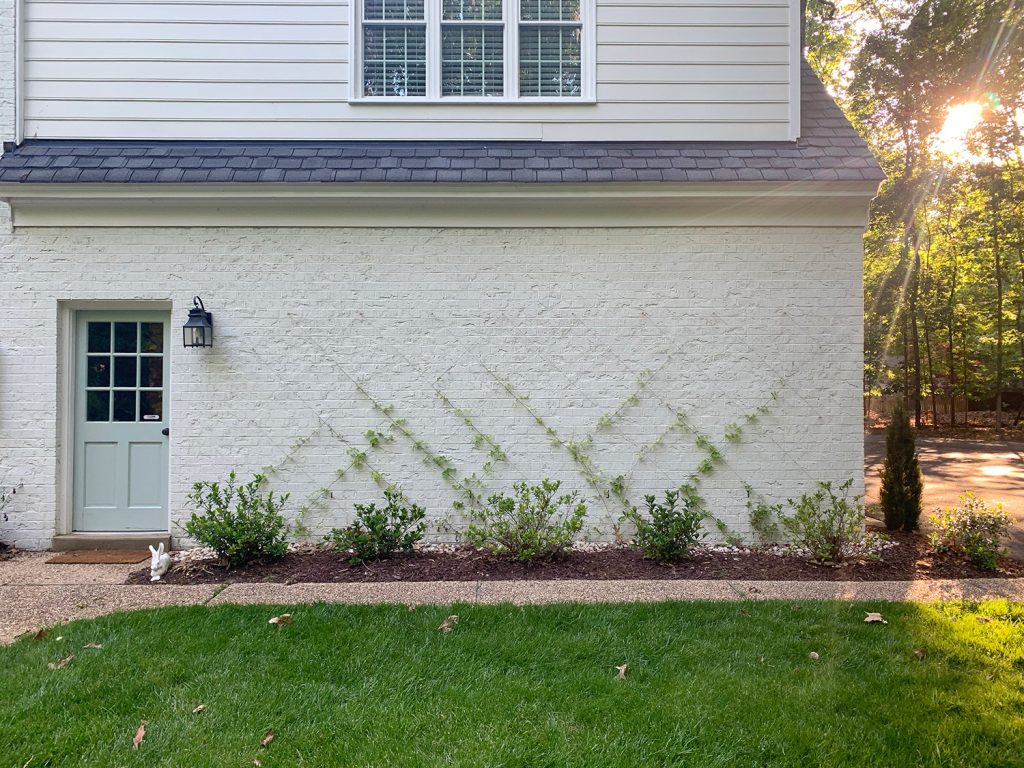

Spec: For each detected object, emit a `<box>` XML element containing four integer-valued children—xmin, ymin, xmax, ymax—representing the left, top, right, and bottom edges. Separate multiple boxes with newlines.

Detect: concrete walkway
<box><xmin>3</xmin><ymin>552</ymin><xmax>1024</xmax><ymax>645</ymax></box>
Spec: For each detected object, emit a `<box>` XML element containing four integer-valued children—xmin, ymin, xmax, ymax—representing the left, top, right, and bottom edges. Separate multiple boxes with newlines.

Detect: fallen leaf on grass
<box><xmin>253</xmin><ymin>761</ymin><xmax>262</xmax><ymax>767</ymax></box>
<box><xmin>976</xmin><ymin>616</ymin><xmax>992</xmax><ymax>624</ymax></box>
<box><xmin>260</xmin><ymin>730</ymin><xmax>274</xmax><ymax>748</ymax></box>
<box><xmin>191</xmin><ymin>704</ymin><xmax>206</xmax><ymax>715</ymax></box>
<box><xmin>615</xmin><ymin>663</ymin><xmax>628</xmax><ymax>680</ymax></box>
<box><xmin>808</xmin><ymin>651</ymin><xmax>820</xmax><ymax>661</ymax></box>
<box><xmin>32</xmin><ymin>629</ymin><xmax>48</xmax><ymax>642</ymax></box>
<box><xmin>47</xmin><ymin>655</ymin><xmax>74</xmax><ymax>670</ymax></box>
<box><xmin>83</xmin><ymin>642</ymin><xmax>103</xmax><ymax>650</ymax></box>
<box><xmin>132</xmin><ymin>722</ymin><xmax>147</xmax><ymax>750</ymax></box>
<box><xmin>438</xmin><ymin>615</ymin><xmax>459</xmax><ymax>633</ymax></box>
<box><xmin>54</xmin><ymin>636</ymin><xmax>64</xmax><ymax>642</ymax></box>
<box><xmin>268</xmin><ymin>614</ymin><xmax>292</xmax><ymax>626</ymax></box>
<box><xmin>913</xmin><ymin>648</ymin><xmax>928</xmax><ymax>661</ymax></box>
<box><xmin>864</xmin><ymin>612</ymin><xmax>888</xmax><ymax>624</ymax></box>
<box><xmin>407</xmin><ymin>603</ymin><xmax>417</xmax><ymax>612</ymax></box>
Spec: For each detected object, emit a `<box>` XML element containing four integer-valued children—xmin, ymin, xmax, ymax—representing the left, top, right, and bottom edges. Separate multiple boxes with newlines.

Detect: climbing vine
<box><xmin>353</xmin><ymin>380</ymin><xmax>485</xmax><ymax>510</ymax></box>
<box><xmin>435</xmin><ymin>388</ymin><xmax>508</xmax><ymax>474</ymax></box>
<box><xmin>257</xmin><ymin>363</ymin><xmax>787</xmax><ymax>546</ymax></box>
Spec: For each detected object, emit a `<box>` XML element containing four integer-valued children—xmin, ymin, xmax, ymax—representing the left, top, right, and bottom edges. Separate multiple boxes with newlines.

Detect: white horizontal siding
<box><xmin>21</xmin><ymin>0</ymin><xmax>797</xmax><ymax>141</ymax></box>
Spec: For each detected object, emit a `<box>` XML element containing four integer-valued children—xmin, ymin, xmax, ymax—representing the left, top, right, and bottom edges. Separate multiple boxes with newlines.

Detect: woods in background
<box><xmin>807</xmin><ymin>0</ymin><xmax>1024</xmax><ymax>426</ymax></box>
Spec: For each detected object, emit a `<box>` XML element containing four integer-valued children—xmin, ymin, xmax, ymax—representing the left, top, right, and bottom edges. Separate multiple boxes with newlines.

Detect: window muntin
<box><xmin>362</xmin><ymin>0</ymin><xmax>428</xmax><ymax>97</ymax></box>
<box><xmin>358</xmin><ymin>0</ymin><xmax>588</xmax><ymax>100</ymax></box>
<box><xmin>441</xmin><ymin>0</ymin><xmax>504</xmax><ymax>97</ymax></box>
<box><xmin>85</xmin><ymin>320</ymin><xmax>165</xmax><ymax>423</ymax></box>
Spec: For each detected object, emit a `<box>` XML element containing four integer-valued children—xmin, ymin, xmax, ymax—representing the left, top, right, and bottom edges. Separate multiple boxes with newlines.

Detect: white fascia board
<box><xmin>0</xmin><ymin>181</ymin><xmax>882</xmax><ymax>228</ymax></box>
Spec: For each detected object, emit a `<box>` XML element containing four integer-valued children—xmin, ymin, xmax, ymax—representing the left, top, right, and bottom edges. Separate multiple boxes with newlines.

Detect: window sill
<box><xmin>349</xmin><ymin>97</ymin><xmax>597</xmax><ymax>106</ymax></box>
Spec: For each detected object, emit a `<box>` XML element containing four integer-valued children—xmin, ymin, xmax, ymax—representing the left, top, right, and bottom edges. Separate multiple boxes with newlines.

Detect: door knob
<box><xmin>161</xmin><ymin>428</ymin><xmax>170</xmax><ymax>436</ymax></box>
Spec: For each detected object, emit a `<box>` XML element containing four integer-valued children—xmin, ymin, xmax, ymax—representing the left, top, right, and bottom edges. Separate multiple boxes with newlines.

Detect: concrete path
<box><xmin>865</xmin><ymin>433</ymin><xmax>1024</xmax><ymax>557</ymax></box>
<box><xmin>3</xmin><ymin>552</ymin><xmax>1024</xmax><ymax>645</ymax></box>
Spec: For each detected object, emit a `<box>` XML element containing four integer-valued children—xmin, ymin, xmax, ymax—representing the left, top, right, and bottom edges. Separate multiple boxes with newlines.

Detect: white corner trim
<box><xmin>790</xmin><ymin>0</ymin><xmax>802</xmax><ymax>141</ymax></box>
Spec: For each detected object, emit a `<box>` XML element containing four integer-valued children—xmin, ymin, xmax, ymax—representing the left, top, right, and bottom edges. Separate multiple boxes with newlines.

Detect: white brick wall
<box><xmin>0</xmin><ymin>214</ymin><xmax>865</xmax><ymax>549</ymax></box>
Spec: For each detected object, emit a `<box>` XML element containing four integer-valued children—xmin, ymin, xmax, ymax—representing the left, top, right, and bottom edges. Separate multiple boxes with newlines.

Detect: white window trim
<box><xmin>349</xmin><ymin>0</ymin><xmax>595</xmax><ymax>104</ymax></box>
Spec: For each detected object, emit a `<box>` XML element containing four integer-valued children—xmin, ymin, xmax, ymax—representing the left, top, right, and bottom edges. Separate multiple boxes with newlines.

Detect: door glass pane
<box><xmin>113</xmin><ymin>391</ymin><xmax>137</xmax><ymax>422</ymax></box>
<box><xmin>87</xmin><ymin>391</ymin><xmax>110</xmax><ymax>422</ymax></box>
<box><xmin>87</xmin><ymin>322</ymin><xmax>111</xmax><ymax>353</ymax></box>
<box><xmin>140</xmin><ymin>391</ymin><xmax>163</xmax><ymax>422</ymax></box>
<box><xmin>114</xmin><ymin>356</ymin><xmax>137</xmax><ymax>388</ymax></box>
<box><xmin>87</xmin><ymin>356</ymin><xmax>110</xmax><ymax>387</ymax></box>
<box><xmin>141</xmin><ymin>322</ymin><xmax>164</xmax><ymax>353</ymax></box>
<box><xmin>114</xmin><ymin>322</ymin><xmax>138</xmax><ymax>353</ymax></box>
<box><xmin>140</xmin><ymin>356</ymin><xmax>163</xmax><ymax>388</ymax></box>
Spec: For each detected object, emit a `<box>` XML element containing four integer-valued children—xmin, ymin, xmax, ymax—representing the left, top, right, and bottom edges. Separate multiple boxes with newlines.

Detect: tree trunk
<box><xmin>990</xmin><ymin>129</ymin><xmax>1004</xmax><ymax>427</ymax></box>
<box><xmin>909</xmin><ymin>239</ymin><xmax>923</xmax><ymax>427</ymax></box>
<box><xmin>923</xmin><ymin>313</ymin><xmax>937</xmax><ymax>427</ymax></box>
<box><xmin>947</xmin><ymin>253</ymin><xmax>958</xmax><ymax>427</ymax></box>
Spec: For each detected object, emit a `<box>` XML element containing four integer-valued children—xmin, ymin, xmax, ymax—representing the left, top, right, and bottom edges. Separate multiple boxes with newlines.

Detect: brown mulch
<box><xmin>125</xmin><ymin>531</ymin><xmax>1024</xmax><ymax>585</ymax></box>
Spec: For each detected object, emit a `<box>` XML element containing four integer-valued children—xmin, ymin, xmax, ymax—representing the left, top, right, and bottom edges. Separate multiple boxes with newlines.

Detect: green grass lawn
<box><xmin>2</xmin><ymin>600</ymin><xmax>1023</xmax><ymax>767</ymax></box>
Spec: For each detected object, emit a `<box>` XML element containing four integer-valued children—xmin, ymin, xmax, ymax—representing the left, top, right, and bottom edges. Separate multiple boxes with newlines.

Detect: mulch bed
<box><xmin>126</xmin><ymin>531</ymin><xmax>1024</xmax><ymax>585</ymax></box>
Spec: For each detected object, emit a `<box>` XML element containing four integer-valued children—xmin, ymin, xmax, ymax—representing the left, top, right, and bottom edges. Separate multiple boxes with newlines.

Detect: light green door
<box><xmin>73</xmin><ymin>312</ymin><xmax>170</xmax><ymax>532</ymax></box>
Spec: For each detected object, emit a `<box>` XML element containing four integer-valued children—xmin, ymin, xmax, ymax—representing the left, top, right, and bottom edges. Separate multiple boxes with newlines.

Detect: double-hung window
<box><xmin>356</xmin><ymin>0</ymin><xmax>588</xmax><ymax>100</ymax></box>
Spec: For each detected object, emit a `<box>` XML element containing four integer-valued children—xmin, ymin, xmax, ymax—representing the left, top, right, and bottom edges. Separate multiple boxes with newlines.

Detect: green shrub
<box><xmin>465</xmin><ymin>479</ymin><xmax>586</xmax><ymax>562</ymax></box>
<box><xmin>929</xmin><ymin>493</ymin><xmax>1011</xmax><ymax>570</ymax></box>
<box><xmin>879</xmin><ymin>403</ymin><xmax>923</xmax><ymax>531</ymax></box>
<box><xmin>326</xmin><ymin>488</ymin><xmax>426</xmax><ymax>565</ymax></box>
<box><xmin>623</xmin><ymin>487</ymin><xmax>707</xmax><ymax>562</ymax></box>
<box><xmin>744</xmin><ymin>483</ymin><xmax>784</xmax><ymax>546</ymax></box>
<box><xmin>780</xmin><ymin>479</ymin><xmax>869</xmax><ymax>562</ymax></box>
<box><xmin>183</xmin><ymin>472</ymin><xmax>289</xmax><ymax>568</ymax></box>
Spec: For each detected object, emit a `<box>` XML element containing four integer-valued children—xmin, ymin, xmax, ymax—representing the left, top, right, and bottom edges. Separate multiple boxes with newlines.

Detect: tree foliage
<box><xmin>810</xmin><ymin>0</ymin><xmax>1024</xmax><ymax>427</ymax></box>
<box><xmin>879</xmin><ymin>403</ymin><xmax>923</xmax><ymax>530</ymax></box>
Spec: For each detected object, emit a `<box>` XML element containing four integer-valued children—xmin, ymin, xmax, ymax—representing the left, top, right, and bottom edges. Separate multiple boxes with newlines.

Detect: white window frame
<box><xmin>350</xmin><ymin>0</ymin><xmax>595</xmax><ymax>104</ymax></box>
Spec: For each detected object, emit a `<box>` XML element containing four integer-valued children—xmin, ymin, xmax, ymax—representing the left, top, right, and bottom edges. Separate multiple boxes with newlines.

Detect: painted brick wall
<box><xmin>0</xmin><ymin>212</ymin><xmax>865</xmax><ymax>549</ymax></box>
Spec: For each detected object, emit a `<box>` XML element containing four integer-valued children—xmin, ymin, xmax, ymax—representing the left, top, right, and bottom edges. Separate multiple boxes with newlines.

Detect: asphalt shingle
<box><xmin>0</xmin><ymin>64</ymin><xmax>883</xmax><ymax>185</ymax></box>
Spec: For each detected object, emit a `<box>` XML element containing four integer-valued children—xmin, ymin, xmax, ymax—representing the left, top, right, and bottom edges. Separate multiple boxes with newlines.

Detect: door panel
<box><xmin>73</xmin><ymin>311</ymin><xmax>170</xmax><ymax>532</ymax></box>
<box><xmin>128</xmin><ymin>442</ymin><xmax>164</xmax><ymax>508</ymax></box>
<box><xmin>82</xmin><ymin>442</ymin><xmax>117</xmax><ymax>508</ymax></box>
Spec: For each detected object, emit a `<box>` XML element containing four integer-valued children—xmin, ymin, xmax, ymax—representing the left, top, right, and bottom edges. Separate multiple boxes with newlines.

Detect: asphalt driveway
<box><xmin>865</xmin><ymin>434</ymin><xmax>1024</xmax><ymax>559</ymax></box>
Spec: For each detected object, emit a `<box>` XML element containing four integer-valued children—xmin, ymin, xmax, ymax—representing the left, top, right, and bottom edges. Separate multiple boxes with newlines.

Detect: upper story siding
<box><xmin>16</xmin><ymin>0</ymin><xmax>801</xmax><ymax>142</ymax></box>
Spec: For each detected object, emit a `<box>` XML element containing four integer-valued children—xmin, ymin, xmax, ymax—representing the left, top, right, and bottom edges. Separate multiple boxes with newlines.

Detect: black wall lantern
<box><xmin>182</xmin><ymin>296</ymin><xmax>213</xmax><ymax>348</ymax></box>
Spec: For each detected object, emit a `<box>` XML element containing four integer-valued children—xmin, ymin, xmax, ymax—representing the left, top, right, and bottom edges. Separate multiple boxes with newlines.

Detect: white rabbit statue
<box><xmin>149</xmin><ymin>542</ymin><xmax>172</xmax><ymax>582</ymax></box>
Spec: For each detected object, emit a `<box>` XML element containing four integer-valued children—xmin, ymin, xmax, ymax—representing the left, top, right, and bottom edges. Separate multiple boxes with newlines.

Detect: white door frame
<box><xmin>57</xmin><ymin>300</ymin><xmax>173</xmax><ymax>536</ymax></box>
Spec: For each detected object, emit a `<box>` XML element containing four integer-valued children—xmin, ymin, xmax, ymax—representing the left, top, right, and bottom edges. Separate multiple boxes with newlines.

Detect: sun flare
<box><xmin>936</xmin><ymin>101</ymin><xmax>984</xmax><ymax>156</ymax></box>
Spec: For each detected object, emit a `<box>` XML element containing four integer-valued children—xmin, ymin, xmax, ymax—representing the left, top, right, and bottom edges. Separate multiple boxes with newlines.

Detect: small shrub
<box><xmin>465</xmin><ymin>479</ymin><xmax>586</xmax><ymax>562</ymax></box>
<box><xmin>929</xmin><ymin>493</ymin><xmax>1011</xmax><ymax>570</ymax></box>
<box><xmin>183</xmin><ymin>472</ymin><xmax>289</xmax><ymax>568</ymax></box>
<box><xmin>622</xmin><ymin>487</ymin><xmax>707</xmax><ymax>562</ymax></box>
<box><xmin>326</xmin><ymin>488</ymin><xmax>426</xmax><ymax>565</ymax></box>
<box><xmin>879</xmin><ymin>403</ymin><xmax>923</xmax><ymax>531</ymax></box>
<box><xmin>780</xmin><ymin>479</ymin><xmax>869</xmax><ymax>563</ymax></box>
<box><xmin>744</xmin><ymin>483</ymin><xmax>783</xmax><ymax>546</ymax></box>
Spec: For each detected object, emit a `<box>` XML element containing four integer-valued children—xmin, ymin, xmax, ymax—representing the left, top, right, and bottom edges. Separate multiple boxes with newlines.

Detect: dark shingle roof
<box><xmin>0</xmin><ymin>64</ymin><xmax>882</xmax><ymax>185</ymax></box>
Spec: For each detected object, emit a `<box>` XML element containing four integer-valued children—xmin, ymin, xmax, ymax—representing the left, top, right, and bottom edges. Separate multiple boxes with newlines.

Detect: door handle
<box><xmin>161</xmin><ymin>428</ymin><xmax>170</xmax><ymax>437</ymax></box>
